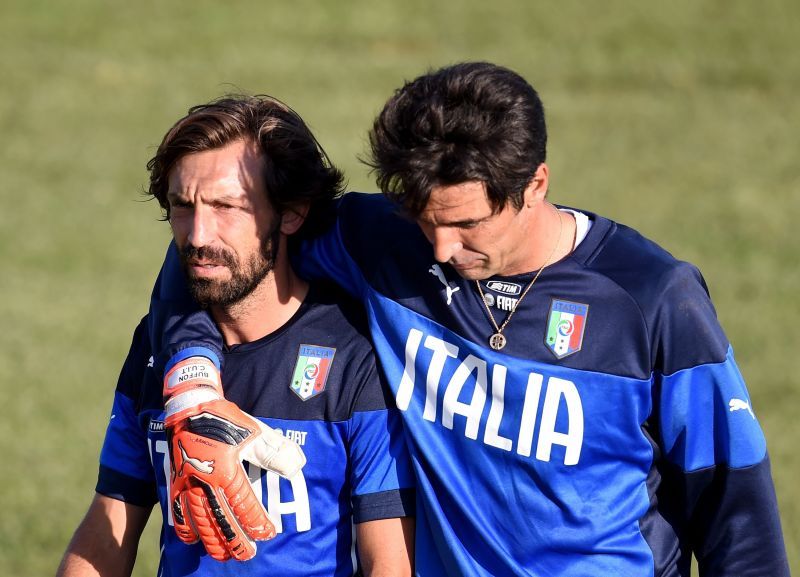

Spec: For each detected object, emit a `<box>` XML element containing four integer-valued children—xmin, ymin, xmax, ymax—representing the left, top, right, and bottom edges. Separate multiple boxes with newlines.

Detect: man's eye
<box><xmin>458</xmin><ymin>221</ymin><xmax>480</xmax><ymax>229</ymax></box>
<box><xmin>212</xmin><ymin>201</ymin><xmax>240</xmax><ymax>211</ymax></box>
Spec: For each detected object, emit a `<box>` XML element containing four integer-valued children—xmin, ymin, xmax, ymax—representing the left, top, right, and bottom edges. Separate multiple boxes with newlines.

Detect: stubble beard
<box><xmin>179</xmin><ymin>228</ymin><xmax>280</xmax><ymax>308</ymax></box>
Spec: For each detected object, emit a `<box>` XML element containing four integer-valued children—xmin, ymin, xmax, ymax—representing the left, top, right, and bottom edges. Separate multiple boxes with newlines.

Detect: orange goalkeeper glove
<box><xmin>163</xmin><ymin>354</ymin><xmax>306</xmax><ymax>561</ymax></box>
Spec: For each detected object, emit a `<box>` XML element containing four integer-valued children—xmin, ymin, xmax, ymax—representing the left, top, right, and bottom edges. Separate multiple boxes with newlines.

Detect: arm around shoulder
<box><xmin>56</xmin><ymin>493</ymin><xmax>151</xmax><ymax>577</ymax></box>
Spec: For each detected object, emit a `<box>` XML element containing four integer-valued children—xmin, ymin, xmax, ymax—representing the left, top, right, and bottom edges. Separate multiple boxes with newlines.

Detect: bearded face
<box><xmin>178</xmin><ymin>226</ymin><xmax>280</xmax><ymax>308</ymax></box>
<box><xmin>167</xmin><ymin>140</ymin><xmax>288</xmax><ymax>309</ymax></box>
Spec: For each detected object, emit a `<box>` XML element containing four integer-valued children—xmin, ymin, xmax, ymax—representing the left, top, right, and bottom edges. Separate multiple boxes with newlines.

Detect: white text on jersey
<box><xmin>274</xmin><ymin>429</ymin><xmax>309</xmax><ymax>446</ymax></box>
<box><xmin>396</xmin><ymin>328</ymin><xmax>584</xmax><ymax>465</ymax></box>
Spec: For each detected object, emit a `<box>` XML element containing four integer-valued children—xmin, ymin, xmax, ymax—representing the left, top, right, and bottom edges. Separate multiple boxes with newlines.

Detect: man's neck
<box><xmin>211</xmin><ymin>261</ymin><xmax>309</xmax><ymax>347</ymax></box>
<box><xmin>506</xmin><ymin>201</ymin><xmax>577</xmax><ymax>276</ymax></box>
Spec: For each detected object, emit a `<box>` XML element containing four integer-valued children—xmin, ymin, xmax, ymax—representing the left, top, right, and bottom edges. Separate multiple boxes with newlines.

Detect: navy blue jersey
<box><xmin>99</xmin><ymin>283</ymin><xmax>415</xmax><ymax>577</ymax></box>
<box><xmin>149</xmin><ymin>194</ymin><xmax>788</xmax><ymax>577</ymax></box>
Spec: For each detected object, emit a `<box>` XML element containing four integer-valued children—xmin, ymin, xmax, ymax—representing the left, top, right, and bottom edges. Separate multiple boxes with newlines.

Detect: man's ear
<box><xmin>524</xmin><ymin>163</ymin><xmax>550</xmax><ymax>208</ymax></box>
<box><xmin>280</xmin><ymin>203</ymin><xmax>310</xmax><ymax>235</ymax></box>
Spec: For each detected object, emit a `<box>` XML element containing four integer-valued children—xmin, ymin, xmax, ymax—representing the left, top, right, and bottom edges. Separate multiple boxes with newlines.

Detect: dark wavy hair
<box><xmin>147</xmin><ymin>94</ymin><xmax>345</xmax><ymax>240</ymax></box>
<box><xmin>366</xmin><ymin>62</ymin><xmax>547</xmax><ymax>217</ymax></box>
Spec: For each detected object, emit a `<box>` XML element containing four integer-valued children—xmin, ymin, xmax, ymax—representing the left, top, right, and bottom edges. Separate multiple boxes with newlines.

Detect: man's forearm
<box><xmin>57</xmin><ymin>494</ymin><xmax>150</xmax><ymax>577</ymax></box>
<box><xmin>357</xmin><ymin>517</ymin><xmax>415</xmax><ymax>577</ymax></box>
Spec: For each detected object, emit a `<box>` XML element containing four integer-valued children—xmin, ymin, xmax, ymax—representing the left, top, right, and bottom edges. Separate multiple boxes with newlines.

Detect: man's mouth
<box><xmin>191</xmin><ymin>260</ymin><xmax>223</xmax><ymax>267</ymax></box>
<box><xmin>450</xmin><ymin>259</ymin><xmax>479</xmax><ymax>271</ymax></box>
<box><xmin>187</xmin><ymin>260</ymin><xmax>227</xmax><ymax>277</ymax></box>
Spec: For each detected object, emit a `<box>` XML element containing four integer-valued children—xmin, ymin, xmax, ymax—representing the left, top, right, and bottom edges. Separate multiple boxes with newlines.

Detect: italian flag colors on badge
<box><xmin>545</xmin><ymin>299</ymin><xmax>589</xmax><ymax>359</ymax></box>
<box><xmin>290</xmin><ymin>345</ymin><xmax>336</xmax><ymax>401</ymax></box>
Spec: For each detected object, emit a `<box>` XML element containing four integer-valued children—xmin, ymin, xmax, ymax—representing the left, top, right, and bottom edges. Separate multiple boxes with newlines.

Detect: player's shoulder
<box><xmin>573</xmin><ymin>211</ymin><xmax>729</xmax><ymax>370</ymax></box>
<box><xmin>305</xmin><ymin>280</ymin><xmax>394</xmax><ymax>412</ymax></box>
<box><xmin>115</xmin><ymin>315</ymin><xmax>162</xmax><ymax>412</ymax></box>
<box><xmin>300</xmin><ymin>279</ymin><xmax>380</xmax><ymax>376</ymax></box>
<box><xmin>335</xmin><ymin>192</ymin><xmax>420</xmax><ymax>272</ymax></box>
<box><xmin>577</xmin><ymin>211</ymin><xmax>708</xmax><ymax>309</ymax></box>
<box><xmin>117</xmin><ymin>317</ymin><xmax>152</xmax><ymax>391</ymax></box>
<box><xmin>337</xmin><ymin>190</ymin><xmax>395</xmax><ymax>218</ymax></box>
<box><xmin>305</xmin><ymin>279</ymin><xmax>371</xmax><ymax>337</ymax></box>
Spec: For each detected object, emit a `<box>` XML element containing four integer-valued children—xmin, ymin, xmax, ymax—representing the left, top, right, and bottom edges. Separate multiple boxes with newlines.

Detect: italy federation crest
<box><xmin>291</xmin><ymin>345</ymin><xmax>336</xmax><ymax>401</ymax></box>
<box><xmin>545</xmin><ymin>299</ymin><xmax>589</xmax><ymax>359</ymax></box>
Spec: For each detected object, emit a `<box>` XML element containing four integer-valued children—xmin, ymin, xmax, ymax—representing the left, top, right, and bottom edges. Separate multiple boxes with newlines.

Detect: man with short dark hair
<box><xmin>145</xmin><ymin>65</ymin><xmax>789</xmax><ymax>576</ymax></box>
<box><xmin>57</xmin><ymin>95</ymin><xmax>415</xmax><ymax>577</ymax></box>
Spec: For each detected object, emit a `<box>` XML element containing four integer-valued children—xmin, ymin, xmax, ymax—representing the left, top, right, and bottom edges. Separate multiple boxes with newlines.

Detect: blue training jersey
<box><xmin>99</xmin><ymin>282</ymin><xmax>415</xmax><ymax>577</ymax></box>
<box><xmin>149</xmin><ymin>193</ymin><xmax>789</xmax><ymax>577</ymax></box>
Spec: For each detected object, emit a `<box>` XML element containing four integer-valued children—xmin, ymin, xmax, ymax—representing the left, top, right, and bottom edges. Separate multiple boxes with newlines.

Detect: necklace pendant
<box><xmin>489</xmin><ymin>333</ymin><xmax>507</xmax><ymax>351</ymax></box>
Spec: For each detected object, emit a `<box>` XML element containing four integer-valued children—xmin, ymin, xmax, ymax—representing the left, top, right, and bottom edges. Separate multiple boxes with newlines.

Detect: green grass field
<box><xmin>1</xmin><ymin>1</ymin><xmax>798</xmax><ymax>575</ymax></box>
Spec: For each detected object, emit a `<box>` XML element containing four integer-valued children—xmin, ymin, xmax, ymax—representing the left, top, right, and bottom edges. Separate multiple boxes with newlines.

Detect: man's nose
<box><xmin>431</xmin><ymin>227</ymin><xmax>463</xmax><ymax>263</ymax></box>
<box><xmin>187</xmin><ymin>207</ymin><xmax>216</xmax><ymax>248</ymax></box>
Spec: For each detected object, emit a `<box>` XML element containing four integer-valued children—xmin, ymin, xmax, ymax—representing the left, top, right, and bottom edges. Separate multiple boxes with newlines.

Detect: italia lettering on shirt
<box><xmin>395</xmin><ymin>328</ymin><xmax>584</xmax><ymax>465</ymax></box>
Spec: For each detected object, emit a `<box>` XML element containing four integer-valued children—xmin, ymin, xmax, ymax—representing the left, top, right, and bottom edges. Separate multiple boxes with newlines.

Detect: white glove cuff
<box><xmin>164</xmin><ymin>388</ymin><xmax>222</xmax><ymax>419</ymax></box>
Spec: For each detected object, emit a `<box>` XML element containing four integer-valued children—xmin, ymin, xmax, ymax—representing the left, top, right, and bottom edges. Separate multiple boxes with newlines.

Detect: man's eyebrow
<box><xmin>209</xmin><ymin>194</ymin><xmax>249</xmax><ymax>206</ymax></box>
<box><xmin>164</xmin><ymin>190</ymin><xmax>246</xmax><ymax>205</ymax></box>
<box><xmin>417</xmin><ymin>214</ymin><xmax>492</xmax><ymax>227</ymax></box>
<box><xmin>447</xmin><ymin>217</ymin><xmax>484</xmax><ymax>226</ymax></box>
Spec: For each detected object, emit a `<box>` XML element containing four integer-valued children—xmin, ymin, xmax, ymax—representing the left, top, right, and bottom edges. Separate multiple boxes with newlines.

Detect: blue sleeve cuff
<box><xmin>164</xmin><ymin>346</ymin><xmax>222</xmax><ymax>373</ymax></box>
<box><xmin>352</xmin><ymin>488</ymin><xmax>415</xmax><ymax>523</ymax></box>
<box><xmin>96</xmin><ymin>465</ymin><xmax>158</xmax><ymax>508</ymax></box>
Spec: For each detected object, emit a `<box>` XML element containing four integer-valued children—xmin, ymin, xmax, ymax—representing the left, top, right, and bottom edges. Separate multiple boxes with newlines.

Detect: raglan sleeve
<box><xmin>294</xmin><ymin>192</ymin><xmax>391</xmax><ymax>300</ymax></box>
<box><xmin>147</xmin><ymin>194</ymin><xmax>382</xmax><ymax>375</ymax></box>
<box><xmin>96</xmin><ymin>318</ymin><xmax>159</xmax><ymax>507</ymax></box>
<box><xmin>346</xmin><ymin>351</ymin><xmax>416</xmax><ymax>523</ymax></box>
<box><xmin>651</xmin><ymin>262</ymin><xmax>789</xmax><ymax>576</ymax></box>
<box><xmin>147</xmin><ymin>242</ymin><xmax>224</xmax><ymax>373</ymax></box>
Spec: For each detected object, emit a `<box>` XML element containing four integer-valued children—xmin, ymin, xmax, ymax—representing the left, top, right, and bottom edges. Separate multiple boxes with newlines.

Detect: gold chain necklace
<box><xmin>476</xmin><ymin>208</ymin><xmax>563</xmax><ymax>351</ymax></box>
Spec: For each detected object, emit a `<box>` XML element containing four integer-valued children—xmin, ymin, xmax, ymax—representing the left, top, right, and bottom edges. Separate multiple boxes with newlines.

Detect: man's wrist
<box><xmin>164</xmin><ymin>347</ymin><xmax>222</xmax><ymax>374</ymax></box>
<box><xmin>163</xmin><ymin>351</ymin><xmax>225</xmax><ymax>423</ymax></box>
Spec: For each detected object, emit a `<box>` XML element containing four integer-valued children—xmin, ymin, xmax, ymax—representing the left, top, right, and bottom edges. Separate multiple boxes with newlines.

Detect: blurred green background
<box><xmin>1</xmin><ymin>0</ymin><xmax>797</xmax><ymax>575</ymax></box>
